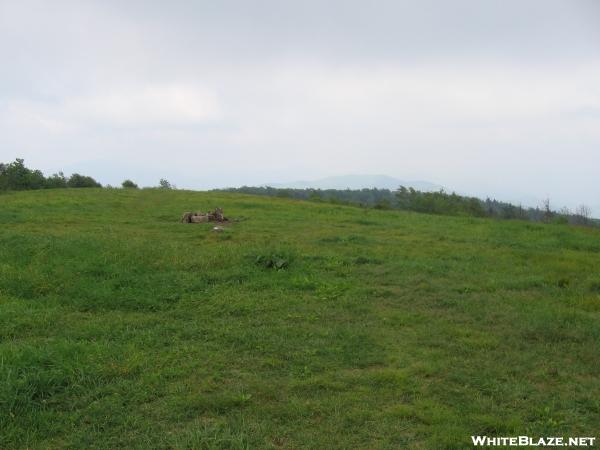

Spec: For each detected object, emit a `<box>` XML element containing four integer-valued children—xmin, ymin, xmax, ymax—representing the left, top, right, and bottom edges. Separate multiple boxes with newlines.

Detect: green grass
<box><xmin>1</xmin><ymin>188</ymin><xmax>599</xmax><ymax>449</ymax></box>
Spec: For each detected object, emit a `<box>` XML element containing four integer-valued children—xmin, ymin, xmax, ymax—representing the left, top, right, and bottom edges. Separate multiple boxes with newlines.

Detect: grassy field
<box><xmin>1</xmin><ymin>188</ymin><xmax>599</xmax><ymax>449</ymax></box>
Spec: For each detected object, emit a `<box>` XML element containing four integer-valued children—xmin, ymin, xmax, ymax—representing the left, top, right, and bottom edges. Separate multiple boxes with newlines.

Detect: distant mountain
<box><xmin>267</xmin><ymin>174</ymin><xmax>442</xmax><ymax>192</ymax></box>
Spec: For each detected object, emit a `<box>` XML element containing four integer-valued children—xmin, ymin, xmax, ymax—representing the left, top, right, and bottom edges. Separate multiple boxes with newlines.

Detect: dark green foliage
<box><xmin>159</xmin><ymin>178</ymin><xmax>173</xmax><ymax>189</ymax></box>
<box><xmin>121</xmin><ymin>179</ymin><xmax>139</xmax><ymax>189</ymax></box>
<box><xmin>395</xmin><ymin>186</ymin><xmax>486</xmax><ymax>217</ymax></box>
<box><xmin>276</xmin><ymin>189</ymin><xmax>292</xmax><ymax>198</ymax></box>
<box><xmin>0</xmin><ymin>158</ymin><xmax>46</xmax><ymax>191</ymax></box>
<box><xmin>553</xmin><ymin>215</ymin><xmax>569</xmax><ymax>225</ymax></box>
<box><xmin>255</xmin><ymin>254</ymin><xmax>289</xmax><ymax>269</ymax></box>
<box><xmin>67</xmin><ymin>173</ymin><xmax>102</xmax><ymax>188</ymax></box>
<box><xmin>589</xmin><ymin>281</ymin><xmax>600</xmax><ymax>293</ymax></box>
<box><xmin>557</xmin><ymin>277</ymin><xmax>571</xmax><ymax>288</ymax></box>
<box><xmin>218</xmin><ymin>185</ymin><xmax>598</xmax><ymax>226</ymax></box>
<box><xmin>308</xmin><ymin>190</ymin><xmax>322</xmax><ymax>202</ymax></box>
<box><xmin>374</xmin><ymin>198</ymin><xmax>391</xmax><ymax>210</ymax></box>
<box><xmin>0</xmin><ymin>159</ymin><xmax>101</xmax><ymax>191</ymax></box>
<box><xmin>45</xmin><ymin>172</ymin><xmax>68</xmax><ymax>189</ymax></box>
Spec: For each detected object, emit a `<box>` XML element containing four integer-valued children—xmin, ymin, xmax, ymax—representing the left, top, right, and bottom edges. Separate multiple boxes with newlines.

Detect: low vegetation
<box><xmin>121</xmin><ymin>179</ymin><xmax>139</xmax><ymax>189</ymax></box>
<box><xmin>0</xmin><ymin>159</ymin><xmax>101</xmax><ymax>190</ymax></box>
<box><xmin>3</xmin><ymin>158</ymin><xmax>594</xmax><ymax>227</ymax></box>
<box><xmin>220</xmin><ymin>186</ymin><xmax>597</xmax><ymax>226</ymax></box>
<box><xmin>1</xmin><ymin>188</ymin><xmax>599</xmax><ymax>449</ymax></box>
<box><xmin>0</xmin><ymin>158</ymin><xmax>170</xmax><ymax>192</ymax></box>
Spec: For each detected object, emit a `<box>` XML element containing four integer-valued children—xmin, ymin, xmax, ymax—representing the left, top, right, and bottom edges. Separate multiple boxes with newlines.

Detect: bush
<box><xmin>0</xmin><ymin>158</ymin><xmax>102</xmax><ymax>191</ymax></box>
<box><xmin>121</xmin><ymin>179</ymin><xmax>139</xmax><ymax>189</ymax></box>
<box><xmin>374</xmin><ymin>198</ymin><xmax>391</xmax><ymax>210</ymax></box>
<box><xmin>0</xmin><ymin>159</ymin><xmax>46</xmax><ymax>190</ymax></box>
<box><xmin>67</xmin><ymin>173</ymin><xmax>102</xmax><ymax>188</ymax></box>
<box><xmin>159</xmin><ymin>179</ymin><xmax>173</xmax><ymax>189</ymax></box>
<box><xmin>45</xmin><ymin>172</ymin><xmax>68</xmax><ymax>189</ymax></box>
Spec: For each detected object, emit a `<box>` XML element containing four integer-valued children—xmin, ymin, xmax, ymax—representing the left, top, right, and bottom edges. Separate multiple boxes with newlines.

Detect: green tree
<box><xmin>67</xmin><ymin>173</ymin><xmax>101</xmax><ymax>188</ymax></box>
<box><xmin>0</xmin><ymin>158</ymin><xmax>46</xmax><ymax>190</ymax></box>
<box><xmin>121</xmin><ymin>179</ymin><xmax>139</xmax><ymax>189</ymax></box>
<box><xmin>46</xmin><ymin>171</ymin><xmax>68</xmax><ymax>189</ymax></box>
<box><xmin>159</xmin><ymin>179</ymin><xmax>173</xmax><ymax>189</ymax></box>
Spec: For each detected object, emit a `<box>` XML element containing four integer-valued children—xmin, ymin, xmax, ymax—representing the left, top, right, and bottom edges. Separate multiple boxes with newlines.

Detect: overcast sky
<box><xmin>1</xmin><ymin>0</ymin><xmax>599</xmax><ymax>212</ymax></box>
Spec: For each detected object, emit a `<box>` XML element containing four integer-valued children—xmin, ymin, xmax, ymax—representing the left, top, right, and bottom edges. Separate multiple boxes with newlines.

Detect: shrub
<box><xmin>0</xmin><ymin>158</ymin><xmax>46</xmax><ymax>190</ymax></box>
<box><xmin>1</xmin><ymin>159</ymin><xmax>102</xmax><ymax>190</ymax></box>
<box><xmin>67</xmin><ymin>173</ymin><xmax>102</xmax><ymax>188</ymax></box>
<box><xmin>159</xmin><ymin>179</ymin><xmax>173</xmax><ymax>189</ymax></box>
<box><xmin>45</xmin><ymin>172</ymin><xmax>68</xmax><ymax>189</ymax></box>
<box><xmin>121</xmin><ymin>179</ymin><xmax>139</xmax><ymax>189</ymax></box>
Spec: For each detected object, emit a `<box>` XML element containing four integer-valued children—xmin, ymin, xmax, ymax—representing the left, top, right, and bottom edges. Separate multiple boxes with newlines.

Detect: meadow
<box><xmin>1</xmin><ymin>188</ymin><xmax>599</xmax><ymax>449</ymax></box>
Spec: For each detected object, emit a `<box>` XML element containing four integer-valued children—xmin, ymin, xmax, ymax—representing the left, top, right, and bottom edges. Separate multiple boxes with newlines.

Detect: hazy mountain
<box><xmin>267</xmin><ymin>175</ymin><xmax>443</xmax><ymax>192</ymax></box>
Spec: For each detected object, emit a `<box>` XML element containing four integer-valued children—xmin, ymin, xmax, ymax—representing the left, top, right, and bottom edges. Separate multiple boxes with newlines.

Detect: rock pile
<box><xmin>180</xmin><ymin>208</ymin><xmax>228</xmax><ymax>223</ymax></box>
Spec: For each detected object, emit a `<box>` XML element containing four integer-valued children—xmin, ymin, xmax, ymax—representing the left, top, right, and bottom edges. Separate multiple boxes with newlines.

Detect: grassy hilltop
<box><xmin>1</xmin><ymin>188</ymin><xmax>599</xmax><ymax>449</ymax></box>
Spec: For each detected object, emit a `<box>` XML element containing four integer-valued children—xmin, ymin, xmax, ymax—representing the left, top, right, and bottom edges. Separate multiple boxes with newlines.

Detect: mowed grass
<box><xmin>1</xmin><ymin>188</ymin><xmax>599</xmax><ymax>449</ymax></box>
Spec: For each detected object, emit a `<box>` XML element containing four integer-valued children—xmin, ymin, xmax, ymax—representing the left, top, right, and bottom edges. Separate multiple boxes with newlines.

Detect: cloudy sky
<box><xmin>1</xmin><ymin>0</ymin><xmax>599</xmax><ymax>212</ymax></box>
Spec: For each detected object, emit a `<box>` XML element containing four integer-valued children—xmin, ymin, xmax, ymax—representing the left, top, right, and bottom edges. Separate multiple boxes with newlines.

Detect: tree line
<box><xmin>0</xmin><ymin>158</ymin><xmax>101</xmax><ymax>190</ymax></box>
<box><xmin>0</xmin><ymin>159</ymin><xmax>176</xmax><ymax>191</ymax></box>
<box><xmin>218</xmin><ymin>185</ymin><xmax>597</xmax><ymax>226</ymax></box>
<box><xmin>3</xmin><ymin>158</ymin><xmax>594</xmax><ymax>226</ymax></box>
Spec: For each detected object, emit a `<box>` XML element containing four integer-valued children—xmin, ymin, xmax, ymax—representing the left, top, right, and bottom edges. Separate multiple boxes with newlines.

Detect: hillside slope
<box><xmin>1</xmin><ymin>189</ymin><xmax>599</xmax><ymax>449</ymax></box>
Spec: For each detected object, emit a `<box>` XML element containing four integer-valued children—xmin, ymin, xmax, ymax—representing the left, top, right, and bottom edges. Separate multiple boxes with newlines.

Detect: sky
<box><xmin>1</xmin><ymin>0</ymin><xmax>599</xmax><ymax>213</ymax></box>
